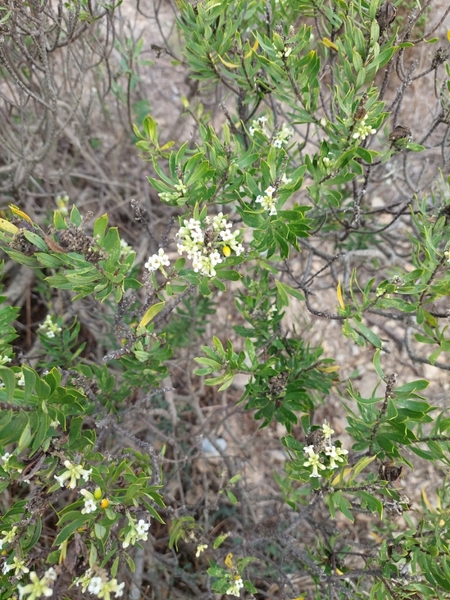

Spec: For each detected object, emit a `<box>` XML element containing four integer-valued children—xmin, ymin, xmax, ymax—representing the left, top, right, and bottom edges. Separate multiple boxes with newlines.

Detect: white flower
<box><xmin>38</xmin><ymin>315</ymin><xmax>62</xmax><ymax>338</ymax></box>
<box><xmin>176</xmin><ymin>213</ymin><xmax>243</xmax><ymax>276</ymax></box>
<box><xmin>54</xmin><ymin>460</ymin><xmax>92</xmax><ymax>489</ymax></box>
<box><xmin>0</xmin><ymin>354</ymin><xmax>11</xmax><ymax>365</ymax></box>
<box><xmin>195</xmin><ymin>543</ymin><xmax>208</xmax><ymax>557</ymax></box>
<box><xmin>352</xmin><ymin>118</ymin><xmax>376</xmax><ymax>140</ymax></box>
<box><xmin>144</xmin><ymin>248</ymin><xmax>170</xmax><ymax>272</ymax></box>
<box><xmin>119</xmin><ymin>238</ymin><xmax>133</xmax><ymax>258</ymax></box>
<box><xmin>136</xmin><ymin>519</ymin><xmax>150</xmax><ymax>537</ymax></box>
<box><xmin>88</xmin><ymin>577</ymin><xmax>103</xmax><ymax>595</ymax></box>
<box><xmin>1</xmin><ymin>452</ymin><xmax>11</xmax><ymax>462</ymax></box>
<box><xmin>256</xmin><ymin>190</ymin><xmax>278</xmax><ymax>216</ymax></box>
<box><xmin>226</xmin><ymin>576</ymin><xmax>244</xmax><ymax>597</ymax></box>
<box><xmin>83</xmin><ymin>499</ymin><xmax>97</xmax><ymax>514</ymax></box>
<box><xmin>322</xmin><ymin>420</ymin><xmax>334</xmax><ymax>441</ymax></box>
<box><xmin>74</xmin><ymin>568</ymin><xmax>94</xmax><ymax>593</ymax></box>
<box><xmin>0</xmin><ymin>525</ymin><xmax>18</xmax><ymax>549</ymax></box>
<box><xmin>3</xmin><ymin>556</ymin><xmax>30</xmax><ymax>576</ymax></box>
<box><xmin>18</xmin><ymin>570</ymin><xmax>54</xmax><ymax>600</ymax></box>
<box><xmin>324</xmin><ymin>445</ymin><xmax>348</xmax><ymax>470</ymax></box>
<box><xmin>303</xmin><ymin>445</ymin><xmax>326</xmax><ymax>478</ymax></box>
<box><xmin>122</xmin><ymin>516</ymin><xmax>151</xmax><ymax>548</ymax></box>
<box><xmin>273</xmin><ymin>123</ymin><xmax>294</xmax><ymax>147</ymax></box>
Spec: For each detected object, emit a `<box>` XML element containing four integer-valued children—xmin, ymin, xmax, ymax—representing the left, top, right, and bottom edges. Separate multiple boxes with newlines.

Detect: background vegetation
<box><xmin>0</xmin><ymin>0</ymin><xmax>449</xmax><ymax>599</ymax></box>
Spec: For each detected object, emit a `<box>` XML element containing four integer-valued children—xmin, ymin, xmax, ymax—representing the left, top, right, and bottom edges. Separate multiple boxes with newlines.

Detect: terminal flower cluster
<box><xmin>159</xmin><ymin>179</ymin><xmax>188</xmax><ymax>204</ymax></box>
<box><xmin>2</xmin><ymin>555</ymin><xmax>29</xmax><ymax>576</ymax></box>
<box><xmin>122</xmin><ymin>515</ymin><xmax>151</xmax><ymax>548</ymax></box>
<box><xmin>352</xmin><ymin>117</ymin><xmax>377</xmax><ymax>141</ymax></box>
<box><xmin>249</xmin><ymin>115</ymin><xmax>268</xmax><ymax>137</ymax></box>
<box><xmin>303</xmin><ymin>421</ymin><xmax>348</xmax><ymax>478</ymax></box>
<box><xmin>54</xmin><ymin>460</ymin><xmax>92</xmax><ymax>489</ymax></box>
<box><xmin>176</xmin><ymin>213</ymin><xmax>244</xmax><ymax>278</ymax></box>
<box><xmin>226</xmin><ymin>576</ymin><xmax>244</xmax><ymax>597</ymax></box>
<box><xmin>0</xmin><ymin>526</ymin><xmax>18</xmax><ymax>549</ymax></box>
<box><xmin>256</xmin><ymin>186</ymin><xmax>277</xmax><ymax>216</ymax></box>
<box><xmin>144</xmin><ymin>248</ymin><xmax>170</xmax><ymax>273</ymax></box>
<box><xmin>38</xmin><ymin>315</ymin><xmax>62</xmax><ymax>339</ymax></box>
<box><xmin>272</xmin><ymin>123</ymin><xmax>294</xmax><ymax>148</ymax></box>
<box><xmin>74</xmin><ymin>568</ymin><xmax>125</xmax><ymax>599</ymax></box>
<box><xmin>249</xmin><ymin>116</ymin><xmax>293</xmax><ymax>148</ymax></box>
<box><xmin>18</xmin><ymin>567</ymin><xmax>57</xmax><ymax>600</ymax></box>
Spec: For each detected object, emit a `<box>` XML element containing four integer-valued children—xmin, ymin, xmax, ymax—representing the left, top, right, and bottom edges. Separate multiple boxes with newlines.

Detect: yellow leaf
<box><xmin>332</xmin><ymin>466</ymin><xmax>352</xmax><ymax>486</ymax></box>
<box><xmin>370</xmin><ymin>531</ymin><xmax>384</xmax><ymax>544</ymax></box>
<box><xmin>337</xmin><ymin>280</ymin><xmax>345</xmax><ymax>309</ymax></box>
<box><xmin>318</xmin><ymin>365</ymin><xmax>340</xmax><ymax>373</ymax></box>
<box><xmin>139</xmin><ymin>301</ymin><xmax>166</xmax><ymax>328</ymax></box>
<box><xmin>244</xmin><ymin>39</ymin><xmax>259</xmax><ymax>59</ymax></box>
<box><xmin>224</xmin><ymin>552</ymin><xmax>233</xmax><ymax>569</ymax></box>
<box><xmin>217</xmin><ymin>54</ymin><xmax>240</xmax><ymax>69</ymax></box>
<box><xmin>321</xmin><ymin>37</ymin><xmax>338</xmax><ymax>51</ymax></box>
<box><xmin>421</xmin><ymin>485</ymin><xmax>433</xmax><ymax>512</ymax></box>
<box><xmin>447</xmin><ymin>30</ymin><xmax>450</xmax><ymax>42</ymax></box>
<box><xmin>0</xmin><ymin>218</ymin><xmax>19</xmax><ymax>235</ymax></box>
<box><xmin>9</xmin><ymin>204</ymin><xmax>33</xmax><ymax>224</ymax></box>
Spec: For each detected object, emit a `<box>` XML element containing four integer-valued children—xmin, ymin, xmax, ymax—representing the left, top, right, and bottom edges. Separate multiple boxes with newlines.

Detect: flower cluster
<box><xmin>274</xmin><ymin>42</ymin><xmax>292</xmax><ymax>59</ymax></box>
<box><xmin>2</xmin><ymin>555</ymin><xmax>29</xmax><ymax>576</ymax></box>
<box><xmin>256</xmin><ymin>186</ymin><xmax>277</xmax><ymax>216</ymax></box>
<box><xmin>272</xmin><ymin>123</ymin><xmax>294</xmax><ymax>148</ymax></box>
<box><xmin>176</xmin><ymin>213</ymin><xmax>243</xmax><ymax>278</ymax></box>
<box><xmin>18</xmin><ymin>567</ymin><xmax>57</xmax><ymax>600</ymax></box>
<box><xmin>444</xmin><ymin>249</ymin><xmax>450</xmax><ymax>264</ymax></box>
<box><xmin>303</xmin><ymin>421</ymin><xmax>348</xmax><ymax>478</ymax></box>
<box><xmin>352</xmin><ymin>117</ymin><xmax>377</xmax><ymax>141</ymax></box>
<box><xmin>122</xmin><ymin>515</ymin><xmax>151</xmax><ymax>548</ymax></box>
<box><xmin>55</xmin><ymin>193</ymin><xmax>69</xmax><ymax>216</ymax></box>
<box><xmin>54</xmin><ymin>460</ymin><xmax>92</xmax><ymax>489</ymax></box>
<box><xmin>249</xmin><ymin>115</ymin><xmax>268</xmax><ymax>137</ymax></box>
<box><xmin>195</xmin><ymin>543</ymin><xmax>208</xmax><ymax>557</ymax></box>
<box><xmin>119</xmin><ymin>238</ymin><xmax>133</xmax><ymax>259</ymax></box>
<box><xmin>0</xmin><ymin>526</ymin><xmax>18</xmax><ymax>549</ymax></box>
<box><xmin>226</xmin><ymin>576</ymin><xmax>244</xmax><ymax>597</ymax></box>
<box><xmin>74</xmin><ymin>568</ymin><xmax>125</xmax><ymax>599</ymax></box>
<box><xmin>249</xmin><ymin>116</ymin><xmax>293</xmax><ymax>149</ymax></box>
<box><xmin>38</xmin><ymin>315</ymin><xmax>62</xmax><ymax>339</ymax></box>
<box><xmin>0</xmin><ymin>354</ymin><xmax>11</xmax><ymax>365</ymax></box>
<box><xmin>159</xmin><ymin>179</ymin><xmax>188</xmax><ymax>204</ymax></box>
<box><xmin>16</xmin><ymin>371</ymin><xmax>25</xmax><ymax>387</ymax></box>
<box><xmin>144</xmin><ymin>248</ymin><xmax>170</xmax><ymax>273</ymax></box>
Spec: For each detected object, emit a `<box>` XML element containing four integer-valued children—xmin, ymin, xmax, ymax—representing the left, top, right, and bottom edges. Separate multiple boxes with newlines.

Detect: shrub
<box><xmin>0</xmin><ymin>0</ymin><xmax>450</xmax><ymax>598</ymax></box>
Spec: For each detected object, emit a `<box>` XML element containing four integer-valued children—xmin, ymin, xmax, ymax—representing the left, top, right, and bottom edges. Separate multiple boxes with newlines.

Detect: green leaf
<box><xmin>23</xmin><ymin>231</ymin><xmax>48</xmax><ymax>252</ymax></box>
<box><xmin>139</xmin><ymin>302</ymin><xmax>166</xmax><ymax>327</ymax></box>
<box><xmin>17</xmin><ymin>419</ymin><xmax>32</xmax><ymax>453</ymax></box>
<box><xmin>352</xmin><ymin>319</ymin><xmax>383</xmax><ymax>349</ymax></box>
<box><xmin>70</xmin><ymin>205</ymin><xmax>82</xmax><ymax>226</ymax></box>
<box><xmin>93</xmin><ymin>214</ymin><xmax>109</xmax><ymax>242</ymax></box>
<box><xmin>54</xmin><ymin>516</ymin><xmax>92</xmax><ymax>546</ymax></box>
<box><xmin>0</xmin><ymin>366</ymin><xmax>15</xmax><ymax>401</ymax></box>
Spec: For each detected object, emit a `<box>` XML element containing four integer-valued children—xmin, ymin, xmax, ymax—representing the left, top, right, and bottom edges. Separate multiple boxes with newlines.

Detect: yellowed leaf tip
<box><xmin>337</xmin><ymin>280</ymin><xmax>345</xmax><ymax>310</ymax></box>
<box><xmin>321</xmin><ymin>37</ymin><xmax>338</xmax><ymax>51</ymax></box>
<box><xmin>9</xmin><ymin>204</ymin><xmax>33</xmax><ymax>224</ymax></box>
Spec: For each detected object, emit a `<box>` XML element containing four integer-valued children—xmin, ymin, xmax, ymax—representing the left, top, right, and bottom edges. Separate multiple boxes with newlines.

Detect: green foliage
<box><xmin>1</xmin><ymin>0</ymin><xmax>450</xmax><ymax>598</ymax></box>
